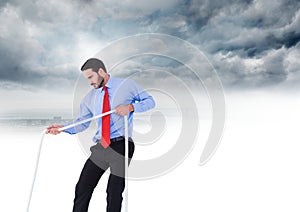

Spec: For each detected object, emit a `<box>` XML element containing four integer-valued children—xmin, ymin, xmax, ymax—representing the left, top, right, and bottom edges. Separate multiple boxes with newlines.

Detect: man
<box><xmin>46</xmin><ymin>58</ymin><xmax>155</xmax><ymax>212</ymax></box>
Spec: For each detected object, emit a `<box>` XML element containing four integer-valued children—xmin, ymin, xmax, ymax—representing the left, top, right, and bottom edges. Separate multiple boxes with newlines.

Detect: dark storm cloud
<box><xmin>0</xmin><ymin>1</ymin><xmax>88</xmax><ymax>90</ymax></box>
<box><xmin>187</xmin><ymin>0</ymin><xmax>300</xmax><ymax>54</ymax></box>
<box><xmin>0</xmin><ymin>0</ymin><xmax>299</xmax><ymax>91</ymax></box>
<box><xmin>180</xmin><ymin>0</ymin><xmax>300</xmax><ymax>88</ymax></box>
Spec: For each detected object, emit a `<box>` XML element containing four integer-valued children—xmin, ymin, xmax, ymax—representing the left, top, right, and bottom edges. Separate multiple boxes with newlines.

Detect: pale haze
<box><xmin>0</xmin><ymin>1</ymin><xmax>299</xmax><ymax>212</ymax></box>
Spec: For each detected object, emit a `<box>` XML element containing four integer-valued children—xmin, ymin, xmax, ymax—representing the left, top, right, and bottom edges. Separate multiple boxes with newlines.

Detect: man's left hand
<box><xmin>115</xmin><ymin>104</ymin><xmax>134</xmax><ymax>116</ymax></box>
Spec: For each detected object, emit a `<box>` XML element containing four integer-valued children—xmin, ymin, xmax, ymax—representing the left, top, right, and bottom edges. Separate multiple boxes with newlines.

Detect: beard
<box><xmin>93</xmin><ymin>73</ymin><xmax>104</xmax><ymax>89</ymax></box>
<box><xmin>96</xmin><ymin>78</ymin><xmax>104</xmax><ymax>89</ymax></box>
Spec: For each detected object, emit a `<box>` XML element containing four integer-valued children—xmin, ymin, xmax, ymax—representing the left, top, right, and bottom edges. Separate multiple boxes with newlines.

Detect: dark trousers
<box><xmin>73</xmin><ymin>138</ymin><xmax>135</xmax><ymax>212</ymax></box>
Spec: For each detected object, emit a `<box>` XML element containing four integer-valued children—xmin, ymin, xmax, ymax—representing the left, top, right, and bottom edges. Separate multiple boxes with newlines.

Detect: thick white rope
<box><xmin>26</xmin><ymin>109</ymin><xmax>129</xmax><ymax>212</ymax></box>
<box><xmin>58</xmin><ymin>110</ymin><xmax>116</xmax><ymax>131</ymax></box>
<box><xmin>26</xmin><ymin>129</ymin><xmax>46</xmax><ymax>212</ymax></box>
<box><xmin>124</xmin><ymin>115</ymin><xmax>129</xmax><ymax>212</ymax></box>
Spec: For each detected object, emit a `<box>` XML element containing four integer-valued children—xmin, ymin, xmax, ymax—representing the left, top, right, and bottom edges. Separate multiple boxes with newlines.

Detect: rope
<box><xmin>124</xmin><ymin>115</ymin><xmax>129</xmax><ymax>212</ymax></box>
<box><xmin>26</xmin><ymin>129</ymin><xmax>46</xmax><ymax>212</ymax></box>
<box><xmin>26</xmin><ymin>109</ymin><xmax>130</xmax><ymax>212</ymax></box>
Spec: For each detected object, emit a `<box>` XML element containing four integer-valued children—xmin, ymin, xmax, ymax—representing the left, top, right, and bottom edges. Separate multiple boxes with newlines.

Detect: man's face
<box><xmin>82</xmin><ymin>68</ymin><xmax>105</xmax><ymax>89</ymax></box>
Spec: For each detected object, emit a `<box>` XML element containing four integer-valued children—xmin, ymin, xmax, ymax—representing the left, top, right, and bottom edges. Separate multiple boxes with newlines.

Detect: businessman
<box><xmin>46</xmin><ymin>58</ymin><xmax>155</xmax><ymax>212</ymax></box>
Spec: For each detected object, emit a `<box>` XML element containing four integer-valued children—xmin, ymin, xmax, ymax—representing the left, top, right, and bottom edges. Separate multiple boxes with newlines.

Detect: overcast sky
<box><xmin>0</xmin><ymin>0</ymin><xmax>300</xmax><ymax>115</ymax></box>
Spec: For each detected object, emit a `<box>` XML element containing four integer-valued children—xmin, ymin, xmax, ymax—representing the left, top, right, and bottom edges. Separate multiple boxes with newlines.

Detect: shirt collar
<box><xmin>101</xmin><ymin>76</ymin><xmax>112</xmax><ymax>92</ymax></box>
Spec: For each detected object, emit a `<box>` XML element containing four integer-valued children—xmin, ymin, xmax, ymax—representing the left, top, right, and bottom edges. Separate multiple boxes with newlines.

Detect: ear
<box><xmin>97</xmin><ymin>68</ymin><xmax>104</xmax><ymax>75</ymax></box>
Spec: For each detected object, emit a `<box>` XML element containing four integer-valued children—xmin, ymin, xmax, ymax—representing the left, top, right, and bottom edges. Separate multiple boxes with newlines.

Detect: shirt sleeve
<box><xmin>131</xmin><ymin>81</ymin><xmax>155</xmax><ymax>112</ymax></box>
<box><xmin>63</xmin><ymin>101</ymin><xmax>93</xmax><ymax>134</ymax></box>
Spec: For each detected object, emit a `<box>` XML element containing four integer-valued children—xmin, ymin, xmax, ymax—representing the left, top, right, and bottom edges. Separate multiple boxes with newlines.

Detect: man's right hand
<box><xmin>46</xmin><ymin>124</ymin><xmax>64</xmax><ymax>135</ymax></box>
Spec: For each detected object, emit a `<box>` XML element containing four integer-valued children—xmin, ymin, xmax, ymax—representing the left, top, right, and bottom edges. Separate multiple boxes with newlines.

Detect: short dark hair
<box><xmin>81</xmin><ymin>58</ymin><xmax>107</xmax><ymax>73</ymax></box>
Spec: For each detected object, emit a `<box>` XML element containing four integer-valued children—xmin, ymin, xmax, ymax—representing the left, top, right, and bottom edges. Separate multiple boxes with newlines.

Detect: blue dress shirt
<box><xmin>64</xmin><ymin>77</ymin><xmax>155</xmax><ymax>142</ymax></box>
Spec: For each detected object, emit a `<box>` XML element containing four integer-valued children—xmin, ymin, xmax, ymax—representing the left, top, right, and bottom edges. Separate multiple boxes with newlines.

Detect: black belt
<box><xmin>97</xmin><ymin>136</ymin><xmax>132</xmax><ymax>143</ymax></box>
<box><xmin>111</xmin><ymin>136</ymin><xmax>125</xmax><ymax>143</ymax></box>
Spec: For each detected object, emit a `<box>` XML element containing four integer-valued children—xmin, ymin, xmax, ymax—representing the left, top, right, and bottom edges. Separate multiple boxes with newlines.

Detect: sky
<box><xmin>1</xmin><ymin>1</ymin><xmax>300</xmax><ymax>210</ymax></box>
<box><xmin>0</xmin><ymin>0</ymin><xmax>300</xmax><ymax>116</ymax></box>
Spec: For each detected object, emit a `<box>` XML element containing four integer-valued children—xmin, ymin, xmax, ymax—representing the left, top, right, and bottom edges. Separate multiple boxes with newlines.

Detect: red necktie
<box><xmin>101</xmin><ymin>86</ymin><xmax>110</xmax><ymax>148</ymax></box>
